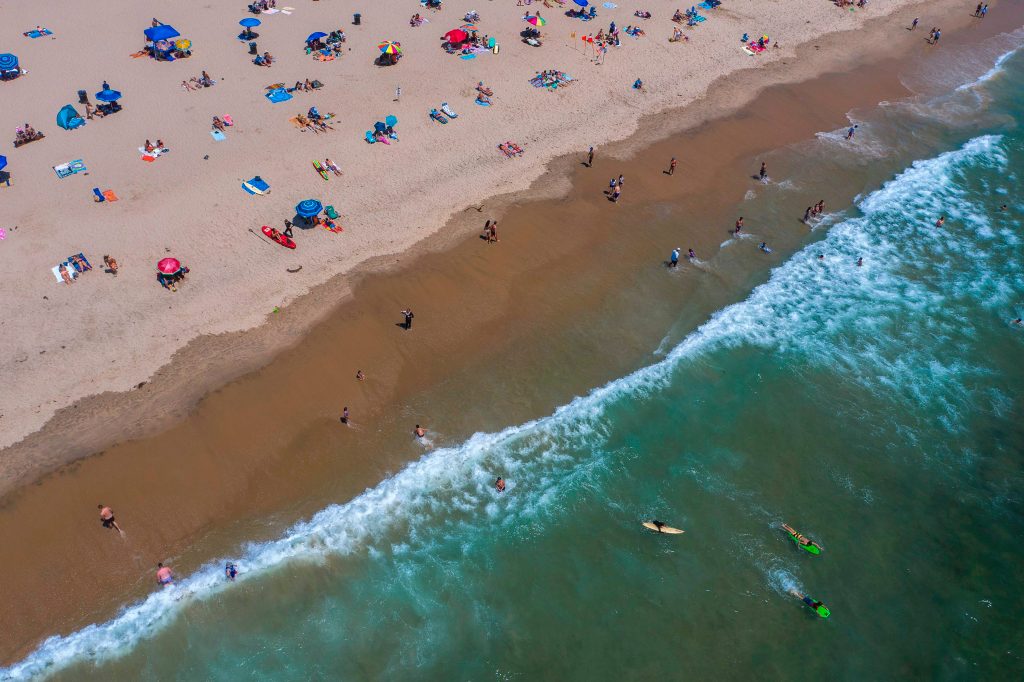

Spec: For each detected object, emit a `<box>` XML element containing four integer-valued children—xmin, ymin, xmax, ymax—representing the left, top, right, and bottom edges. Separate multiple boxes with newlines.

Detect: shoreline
<box><xmin>1</xmin><ymin>0</ymin><xmax>1013</xmax><ymax>665</ymax></box>
<box><xmin>0</xmin><ymin>0</ymin><xmax>960</xmax><ymax>499</ymax></box>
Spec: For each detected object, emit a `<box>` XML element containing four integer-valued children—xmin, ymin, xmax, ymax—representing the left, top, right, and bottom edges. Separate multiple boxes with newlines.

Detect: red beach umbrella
<box><xmin>444</xmin><ymin>29</ymin><xmax>469</xmax><ymax>44</ymax></box>
<box><xmin>157</xmin><ymin>257</ymin><xmax>182</xmax><ymax>274</ymax></box>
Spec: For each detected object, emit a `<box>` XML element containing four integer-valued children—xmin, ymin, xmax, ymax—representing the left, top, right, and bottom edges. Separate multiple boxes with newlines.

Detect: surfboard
<box><xmin>313</xmin><ymin>160</ymin><xmax>329</xmax><ymax>180</ymax></box>
<box><xmin>642</xmin><ymin>522</ymin><xmax>684</xmax><ymax>534</ymax></box>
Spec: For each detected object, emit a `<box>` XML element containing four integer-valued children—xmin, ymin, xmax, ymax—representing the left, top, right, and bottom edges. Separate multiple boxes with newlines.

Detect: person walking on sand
<box><xmin>668</xmin><ymin>157</ymin><xmax>678</xmax><ymax>175</ymax></box>
<box><xmin>98</xmin><ymin>504</ymin><xmax>123</xmax><ymax>534</ymax></box>
<box><xmin>341</xmin><ymin>406</ymin><xmax>350</xmax><ymax>424</ymax></box>
<box><xmin>911</xmin><ymin>17</ymin><xmax>919</xmax><ymax>30</ymax></box>
<box><xmin>395</xmin><ymin>85</ymin><xmax>401</xmax><ymax>102</ymax></box>
<box><xmin>974</xmin><ymin>2</ymin><xmax>982</xmax><ymax>17</ymax></box>
<box><xmin>587</xmin><ymin>146</ymin><xmax>594</xmax><ymax>167</ymax></box>
<box><xmin>981</xmin><ymin>5</ymin><xmax>987</xmax><ymax>19</ymax></box>
<box><xmin>618</xmin><ymin>174</ymin><xmax>625</xmax><ymax>187</ymax></box>
<box><xmin>612</xmin><ymin>184</ymin><xmax>622</xmax><ymax>202</ymax></box>
<box><xmin>283</xmin><ymin>220</ymin><xmax>294</xmax><ymax>239</ymax></box>
<box><xmin>401</xmin><ymin>308</ymin><xmax>415</xmax><ymax>330</ymax></box>
<box><xmin>489</xmin><ymin>221</ymin><xmax>499</xmax><ymax>243</ymax></box>
<box><xmin>156</xmin><ymin>563</ymin><xmax>174</xmax><ymax>586</ymax></box>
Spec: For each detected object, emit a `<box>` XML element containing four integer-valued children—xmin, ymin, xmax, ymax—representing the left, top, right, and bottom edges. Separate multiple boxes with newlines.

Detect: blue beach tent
<box><xmin>56</xmin><ymin>105</ymin><xmax>85</xmax><ymax>130</ymax></box>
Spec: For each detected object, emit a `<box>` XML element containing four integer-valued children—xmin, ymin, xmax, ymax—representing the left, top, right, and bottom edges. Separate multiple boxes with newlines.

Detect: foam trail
<box><xmin>1</xmin><ymin>135</ymin><xmax>1015</xmax><ymax>681</ymax></box>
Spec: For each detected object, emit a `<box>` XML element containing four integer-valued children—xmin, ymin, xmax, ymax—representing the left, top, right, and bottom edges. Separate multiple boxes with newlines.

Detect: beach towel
<box><xmin>24</xmin><ymin>28</ymin><xmax>53</xmax><ymax>38</ymax></box>
<box><xmin>102</xmin><ymin>190</ymin><xmax>119</xmax><ymax>201</ymax></box>
<box><xmin>460</xmin><ymin>54</ymin><xmax>476</xmax><ymax>60</ymax></box>
<box><xmin>242</xmin><ymin>176</ymin><xmax>271</xmax><ymax>195</ymax></box>
<box><xmin>53</xmin><ymin>159</ymin><xmax>86</xmax><ymax>178</ymax></box>
<box><xmin>474</xmin><ymin>99</ymin><xmax>491</xmax><ymax>107</ymax></box>
<box><xmin>0</xmin><ymin>227</ymin><xmax>6</xmax><ymax>240</ymax></box>
<box><xmin>138</xmin><ymin>147</ymin><xmax>166</xmax><ymax>161</ymax></box>
<box><xmin>265</xmin><ymin>88</ymin><xmax>292</xmax><ymax>103</ymax></box>
<box><xmin>747</xmin><ymin>42</ymin><xmax>766</xmax><ymax>53</ymax></box>
<box><xmin>53</xmin><ymin>264</ymin><xmax>76</xmax><ymax>283</ymax></box>
<box><xmin>223</xmin><ymin>115</ymin><xmax>234</xmax><ymax>126</ymax></box>
<box><xmin>210</xmin><ymin>130</ymin><xmax>226</xmax><ymax>141</ymax></box>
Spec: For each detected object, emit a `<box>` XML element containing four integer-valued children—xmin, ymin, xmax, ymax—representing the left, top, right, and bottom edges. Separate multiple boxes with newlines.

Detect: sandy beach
<box><xmin>1</xmin><ymin>0</ymin><xmax>1011</xmax><ymax>668</ymax></box>
<box><xmin>1</xmin><ymin>0</ymin><xmax>941</xmax><ymax>489</ymax></box>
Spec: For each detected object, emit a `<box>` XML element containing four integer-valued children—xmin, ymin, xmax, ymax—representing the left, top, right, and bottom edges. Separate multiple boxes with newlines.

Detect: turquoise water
<box><xmin>7</xmin><ymin>39</ymin><xmax>1024</xmax><ymax>682</ymax></box>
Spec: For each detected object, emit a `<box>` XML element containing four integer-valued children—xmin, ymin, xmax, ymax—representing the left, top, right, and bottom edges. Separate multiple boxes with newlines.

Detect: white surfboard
<box><xmin>643</xmin><ymin>522</ymin><xmax>684</xmax><ymax>534</ymax></box>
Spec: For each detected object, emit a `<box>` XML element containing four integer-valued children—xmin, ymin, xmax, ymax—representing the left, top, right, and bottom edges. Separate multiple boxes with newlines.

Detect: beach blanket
<box><xmin>103</xmin><ymin>190</ymin><xmax>119</xmax><ymax>201</ymax></box>
<box><xmin>24</xmin><ymin>28</ymin><xmax>53</xmax><ymax>38</ymax></box>
<box><xmin>242</xmin><ymin>176</ymin><xmax>270</xmax><ymax>195</ymax></box>
<box><xmin>210</xmin><ymin>130</ymin><xmax>226</xmax><ymax>141</ymax></box>
<box><xmin>747</xmin><ymin>41</ymin><xmax>766</xmax><ymax>53</ymax></box>
<box><xmin>266</xmin><ymin>88</ymin><xmax>293</xmax><ymax>103</ymax></box>
<box><xmin>53</xmin><ymin>159</ymin><xmax>86</xmax><ymax>178</ymax></box>
<box><xmin>52</xmin><ymin>253</ymin><xmax>91</xmax><ymax>283</ymax></box>
<box><xmin>138</xmin><ymin>147</ymin><xmax>167</xmax><ymax>162</ymax></box>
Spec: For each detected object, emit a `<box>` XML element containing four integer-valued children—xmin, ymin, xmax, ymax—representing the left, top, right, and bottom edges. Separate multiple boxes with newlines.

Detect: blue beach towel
<box><xmin>242</xmin><ymin>176</ymin><xmax>270</xmax><ymax>195</ymax></box>
<box><xmin>25</xmin><ymin>29</ymin><xmax>53</xmax><ymax>38</ymax></box>
<box><xmin>460</xmin><ymin>53</ymin><xmax>476</xmax><ymax>60</ymax></box>
<box><xmin>265</xmin><ymin>88</ymin><xmax>293</xmax><ymax>103</ymax></box>
<box><xmin>210</xmin><ymin>130</ymin><xmax>226</xmax><ymax>141</ymax></box>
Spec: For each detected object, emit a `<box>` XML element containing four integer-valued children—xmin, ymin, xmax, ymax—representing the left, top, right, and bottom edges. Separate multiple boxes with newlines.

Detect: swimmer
<box><xmin>98</xmin><ymin>504</ymin><xmax>123</xmax><ymax>534</ymax></box>
<box><xmin>857</xmin><ymin>257</ymin><xmax>863</xmax><ymax>267</ymax></box>
<box><xmin>156</xmin><ymin>562</ymin><xmax>174</xmax><ymax>586</ymax></box>
<box><xmin>803</xmin><ymin>206</ymin><xmax>813</xmax><ymax>222</ymax></box>
<box><xmin>935</xmin><ymin>216</ymin><xmax>946</xmax><ymax>228</ymax></box>
<box><xmin>688</xmin><ymin>248</ymin><xmax>696</xmax><ymax>259</ymax></box>
<box><xmin>759</xmin><ymin>241</ymin><xmax>769</xmax><ymax>252</ymax></box>
<box><xmin>495</xmin><ymin>477</ymin><xmax>506</xmax><ymax>492</ymax></box>
<box><xmin>356</xmin><ymin>370</ymin><xmax>365</xmax><ymax>381</ymax></box>
<box><xmin>1012</xmin><ymin>318</ymin><xmax>1022</xmax><ymax>326</ymax></box>
<box><xmin>414</xmin><ymin>424</ymin><xmax>426</xmax><ymax>438</ymax></box>
<box><xmin>225</xmin><ymin>563</ymin><xmax>238</xmax><ymax>580</ymax></box>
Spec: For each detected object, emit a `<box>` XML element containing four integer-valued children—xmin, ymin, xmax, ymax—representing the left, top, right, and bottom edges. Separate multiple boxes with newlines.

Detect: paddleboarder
<box><xmin>782</xmin><ymin>523</ymin><xmax>822</xmax><ymax>553</ymax></box>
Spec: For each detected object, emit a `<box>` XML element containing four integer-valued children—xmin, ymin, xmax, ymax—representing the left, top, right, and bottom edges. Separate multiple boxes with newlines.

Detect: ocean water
<box><xmin>6</xmin><ymin>39</ymin><xmax>1024</xmax><ymax>682</ymax></box>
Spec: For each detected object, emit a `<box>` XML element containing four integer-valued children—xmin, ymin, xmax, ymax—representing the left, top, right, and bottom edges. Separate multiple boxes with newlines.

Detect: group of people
<box><xmin>143</xmin><ymin>139</ymin><xmax>167</xmax><ymax>153</ymax></box>
<box><xmin>254</xmin><ymin>51</ymin><xmax>275</xmax><ymax>67</ymax></box>
<box><xmin>668</xmin><ymin>247</ymin><xmax>697</xmax><ymax>267</ymax></box>
<box><xmin>973</xmin><ymin>3</ymin><xmax>990</xmax><ymax>18</ymax></box>
<box><xmin>476</xmin><ymin>81</ymin><xmax>494</xmax><ymax>105</ymax></box>
<box><xmin>248</xmin><ymin>0</ymin><xmax>277</xmax><ymax>13</ymax></box>
<box><xmin>290</xmin><ymin>78</ymin><xmax>323</xmax><ymax>93</ymax></box>
<box><xmin>211</xmin><ymin>115</ymin><xmax>233</xmax><ymax>133</ymax></box>
<box><xmin>58</xmin><ymin>254</ymin><xmax>93</xmax><ymax>285</ymax></box>
<box><xmin>13</xmin><ymin>122</ymin><xmax>44</xmax><ymax>147</ymax></box>
<box><xmin>181</xmin><ymin>71</ymin><xmax>216</xmax><ymax>91</ymax></box>
<box><xmin>802</xmin><ymin>200</ymin><xmax>827</xmax><ymax>223</ymax></box>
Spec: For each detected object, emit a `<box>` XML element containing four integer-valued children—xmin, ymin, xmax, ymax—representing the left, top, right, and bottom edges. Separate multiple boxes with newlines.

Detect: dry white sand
<box><xmin>0</xmin><ymin>0</ymin><xmax>925</xmax><ymax>453</ymax></box>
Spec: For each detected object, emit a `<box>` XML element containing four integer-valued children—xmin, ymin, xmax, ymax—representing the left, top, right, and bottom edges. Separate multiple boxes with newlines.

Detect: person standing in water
<box><xmin>225</xmin><ymin>563</ymin><xmax>238</xmax><ymax>581</ymax></box>
<box><xmin>414</xmin><ymin>424</ymin><xmax>426</xmax><ymax>438</ymax></box>
<box><xmin>98</xmin><ymin>504</ymin><xmax>123</xmax><ymax>534</ymax></box>
<box><xmin>668</xmin><ymin>157</ymin><xmax>678</xmax><ymax>175</ymax></box>
<box><xmin>495</xmin><ymin>477</ymin><xmax>506</xmax><ymax>492</ymax></box>
<box><xmin>587</xmin><ymin>146</ymin><xmax>594</xmax><ymax>167</ymax></box>
<box><xmin>803</xmin><ymin>206</ymin><xmax>813</xmax><ymax>223</ymax></box>
<box><xmin>846</xmin><ymin>125</ymin><xmax>858</xmax><ymax>140</ymax></box>
<box><xmin>935</xmin><ymin>216</ymin><xmax>946</xmax><ymax>228</ymax></box>
<box><xmin>341</xmin><ymin>406</ymin><xmax>350</xmax><ymax>425</ymax></box>
<box><xmin>688</xmin><ymin>248</ymin><xmax>696</xmax><ymax>260</ymax></box>
<box><xmin>758</xmin><ymin>162</ymin><xmax>767</xmax><ymax>181</ymax></box>
<box><xmin>735</xmin><ymin>217</ymin><xmax>744</xmax><ymax>236</ymax></box>
<box><xmin>156</xmin><ymin>563</ymin><xmax>174</xmax><ymax>586</ymax></box>
<box><xmin>670</xmin><ymin>248</ymin><xmax>680</xmax><ymax>268</ymax></box>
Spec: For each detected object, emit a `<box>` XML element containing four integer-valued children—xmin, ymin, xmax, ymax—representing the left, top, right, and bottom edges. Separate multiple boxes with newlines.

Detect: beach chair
<box><xmin>440</xmin><ymin>102</ymin><xmax>458</xmax><ymax>119</ymax></box>
<box><xmin>325</xmin><ymin>205</ymin><xmax>340</xmax><ymax>220</ymax></box>
<box><xmin>92</xmin><ymin>187</ymin><xmax>106</xmax><ymax>202</ymax></box>
<box><xmin>364</xmin><ymin>130</ymin><xmax>376</xmax><ymax>144</ymax></box>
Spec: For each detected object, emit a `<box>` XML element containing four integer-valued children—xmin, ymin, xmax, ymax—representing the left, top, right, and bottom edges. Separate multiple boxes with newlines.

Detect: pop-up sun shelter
<box><xmin>144</xmin><ymin>25</ymin><xmax>181</xmax><ymax>42</ymax></box>
<box><xmin>56</xmin><ymin>105</ymin><xmax>85</xmax><ymax>130</ymax></box>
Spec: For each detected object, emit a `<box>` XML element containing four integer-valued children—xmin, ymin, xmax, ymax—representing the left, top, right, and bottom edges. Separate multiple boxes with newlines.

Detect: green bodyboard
<box><xmin>815</xmin><ymin>605</ymin><xmax>830</xmax><ymax>619</ymax></box>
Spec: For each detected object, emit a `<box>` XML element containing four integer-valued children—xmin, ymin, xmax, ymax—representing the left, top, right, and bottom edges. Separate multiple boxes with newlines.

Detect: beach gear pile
<box><xmin>52</xmin><ymin>159</ymin><xmax>86</xmax><ymax>178</ymax></box>
<box><xmin>305</xmin><ymin>30</ymin><xmax>346</xmax><ymax>61</ymax></box>
<box><xmin>529</xmin><ymin>70</ymin><xmax>573</xmax><ymax>90</ymax></box>
<box><xmin>143</xmin><ymin>24</ymin><xmax>190</xmax><ymax>61</ymax></box>
<box><xmin>365</xmin><ymin>115</ymin><xmax>399</xmax><ymax>144</ymax></box>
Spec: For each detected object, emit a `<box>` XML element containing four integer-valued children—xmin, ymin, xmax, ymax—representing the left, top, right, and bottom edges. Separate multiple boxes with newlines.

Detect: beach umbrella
<box><xmin>444</xmin><ymin>29</ymin><xmax>468</xmax><ymax>44</ymax></box>
<box><xmin>306</xmin><ymin>31</ymin><xmax>328</xmax><ymax>43</ymax></box>
<box><xmin>295</xmin><ymin>199</ymin><xmax>323</xmax><ymax>218</ymax></box>
<box><xmin>378</xmin><ymin>40</ymin><xmax>402</xmax><ymax>54</ymax></box>
<box><xmin>95</xmin><ymin>89</ymin><xmax>122</xmax><ymax>102</ymax></box>
<box><xmin>0</xmin><ymin>156</ymin><xmax>7</xmax><ymax>172</ymax></box>
<box><xmin>526</xmin><ymin>16</ymin><xmax>546</xmax><ymax>26</ymax></box>
<box><xmin>0</xmin><ymin>53</ymin><xmax>19</xmax><ymax>72</ymax></box>
<box><xmin>175</xmin><ymin>38</ymin><xmax>192</xmax><ymax>51</ymax></box>
<box><xmin>385</xmin><ymin>114</ymin><xmax>398</xmax><ymax>127</ymax></box>
<box><xmin>373</xmin><ymin>121</ymin><xmax>386</xmax><ymax>133</ymax></box>
<box><xmin>239</xmin><ymin>18</ymin><xmax>261</xmax><ymax>28</ymax></box>
<box><xmin>573</xmin><ymin>0</ymin><xmax>589</xmax><ymax>6</ymax></box>
<box><xmin>157</xmin><ymin>257</ymin><xmax>182</xmax><ymax>275</ymax></box>
<box><xmin>144</xmin><ymin>25</ymin><xmax>180</xmax><ymax>42</ymax></box>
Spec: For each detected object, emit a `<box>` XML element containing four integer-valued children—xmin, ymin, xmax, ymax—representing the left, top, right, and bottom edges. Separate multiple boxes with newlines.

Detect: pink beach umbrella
<box><xmin>157</xmin><ymin>257</ymin><xmax>182</xmax><ymax>274</ymax></box>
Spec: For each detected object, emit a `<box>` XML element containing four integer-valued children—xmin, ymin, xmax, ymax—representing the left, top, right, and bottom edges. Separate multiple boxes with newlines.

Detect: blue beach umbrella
<box><xmin>385</xmin><ymin>115</ymin><xmax>398</xmax><ymax>127</ymax></box>
<box><xmin>144</xmin><ymin>25</ymin><xmax>181</xmax><ymax>42</ymax></box>
<box><xmin>239</xmin><ymin>18</ymin><xmax>262</xmax><ymax>28</ymax></box>
<box><xmin>295</xmin><ymin>199</ymin><xmax>323</xmax><ymax>218</ymax></box>
<box><xmin>573</xmin><ymin>0</ymin><xmax>589</xmax><ymax>7</ymax></box>
<box><xmin>305</xmin><ymin>31</ymin><xmax>328</xmax><ymax>43</ymax></box>
<box><xmin>0</xmin><ymin>53</ymin><xmax>19</xmax><ymax>72</ymax></box>
<box><xmin>0</xmin><ymin>156</ymin><xmax>7</xmax><ymax>172</ymax></box>
<box><xmin>95</xmin><ymin>89</ymin><xmax>122</xmax><ymax>102</ymax></box>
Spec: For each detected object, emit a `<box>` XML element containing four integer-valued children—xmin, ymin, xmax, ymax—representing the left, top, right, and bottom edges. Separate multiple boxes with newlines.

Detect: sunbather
<box><xmin>59</xmin><ymin>264</ymin><xmax>73</xmax><ymax>285</ymax></box>
<box><xmin>144</xmin><ymin>139</ymin><xmax>155</xmax><ymax>152</ymax></box>
<box><xmin>476</xmin><ymin>92</ymin><xmax>492</xmax><ymax>105</ymax></box>
<box><xmin>72</xmin><ymin>254</ymin><xmax>92</xmax><ymax>271</ymax></box>
<box><xmin>325</xmin><ymin>158</ymin><xmax>343</xmax><ymax>176</ymax></box>
<box><xmin>477</xmin><ymin>81</ymin><xmax>494</xmax><ymax>96</ymax></box>
<box><xmin>212</xmin><ymin>116</ymin><xmax>227</xmax><ymax>132</ymax></box>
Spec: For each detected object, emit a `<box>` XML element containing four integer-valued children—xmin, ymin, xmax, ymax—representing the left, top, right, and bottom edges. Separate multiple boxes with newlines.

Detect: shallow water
<box><xmin>6</xmin><ymin>33</ymin><xmax>1024</xmax><ymax>682</ymax></box>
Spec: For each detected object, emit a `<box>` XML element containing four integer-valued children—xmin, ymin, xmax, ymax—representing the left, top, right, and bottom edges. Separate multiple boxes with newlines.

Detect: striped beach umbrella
<box><xmin>526</xmin><ymin>16</ymin><xmax>546</xmax><ymax>26</ymax></box>
<box><xmin>377</xmin><ymin>40</ymin><xmax>402</xmax><ymax>55</ymax></box>
<box><xmin>175</xmin><ymin>38</ymin><xmax>192</xmax><ymax>51</ymax></box>
<box><xmin>295</xmin><ymin>199</ymin><xmax>323</xmax><ymax>218</ymax></box>
<box><xmin>0</xmin><ymin>53</ymin><xmax>19</xmax><ymax>72</ymax></box>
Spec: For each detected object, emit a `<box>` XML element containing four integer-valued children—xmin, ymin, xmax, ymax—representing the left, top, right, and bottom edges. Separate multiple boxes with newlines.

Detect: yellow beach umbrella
<box><xmin>175</xmin><ymin>38</ymin><xmax>192</xmax><ymax>50</ymax></box>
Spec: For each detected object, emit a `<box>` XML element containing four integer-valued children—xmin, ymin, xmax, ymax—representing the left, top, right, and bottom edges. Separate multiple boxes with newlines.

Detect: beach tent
<box><xmin>0</xmin><ymin>53</ymin><xmax>19</xmax><ymax>76</ymax></box>
<box><xmin>144</xmin><ymin>25</ymin><xmax>181</xmax><ymax>42</ymax></box>
<box><xmin>56</xmin><ymin>105</ymin><xmax>85</xmax><ymax>130</ymax></box>
<box><xmin>95</xmin><ymin>88</ymin><xmax>122</xmax><ymax>102</ymax></box>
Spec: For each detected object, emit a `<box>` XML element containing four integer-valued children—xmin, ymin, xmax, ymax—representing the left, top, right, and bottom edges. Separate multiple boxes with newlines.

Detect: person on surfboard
<box><xmin>789</xmin><ymin>588</ymin><xmax>829</xmax><ymax>618</ymax></box>
<box><xmin>782</xmin><ymin>523</ymin><xmax>822</xmax><ymax>553</ymax></box>
<box><xmin>650</xmin><ymin>520</ymin><xmax>667</xmax><ymax>533</ymax></box>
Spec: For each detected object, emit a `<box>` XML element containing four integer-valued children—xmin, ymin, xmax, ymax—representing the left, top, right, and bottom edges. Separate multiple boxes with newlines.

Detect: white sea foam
<box><xmin>3</xmin><ymin>134</ymin><xmax>1017</xmax><ymax>681</ymax></box>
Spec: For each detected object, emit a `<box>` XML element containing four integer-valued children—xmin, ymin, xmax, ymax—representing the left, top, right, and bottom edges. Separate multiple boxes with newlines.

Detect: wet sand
<box><xmin>0</xmin><ymin>0</ymin><xmax>1007</xmax><ymax>665</ymax></box>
